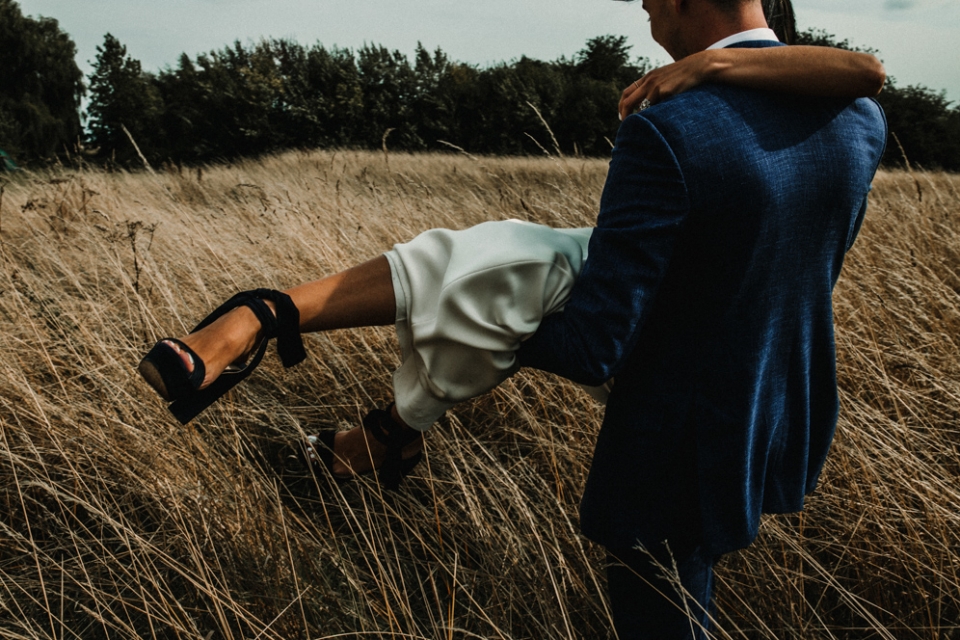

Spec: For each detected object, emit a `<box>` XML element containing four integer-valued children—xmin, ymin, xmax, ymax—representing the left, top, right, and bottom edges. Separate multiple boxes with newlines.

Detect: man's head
<box><xmin>629</xmin><ymin>0</ymin><xmax>768</xmax><ymax>60</ymax></box>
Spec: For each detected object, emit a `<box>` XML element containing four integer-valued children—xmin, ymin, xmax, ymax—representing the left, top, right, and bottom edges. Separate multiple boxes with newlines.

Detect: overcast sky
<box><xmin>16</xmin><ymin>0</ymin><xmax>960</xmax><ymax>104</ymax></box>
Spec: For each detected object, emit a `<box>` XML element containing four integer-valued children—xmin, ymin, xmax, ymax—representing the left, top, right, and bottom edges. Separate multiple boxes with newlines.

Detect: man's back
<box><xmin>519</xmin><ymin>56</ymin><xmax>887</xmax><ymax>555</ymax></box>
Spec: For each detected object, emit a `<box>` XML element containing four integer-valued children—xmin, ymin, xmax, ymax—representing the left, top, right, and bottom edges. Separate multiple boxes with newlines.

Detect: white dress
<box><xmin>384</xmin><ymin>220</ymin><xmax>598</xmax><ymax>430</ymax></box>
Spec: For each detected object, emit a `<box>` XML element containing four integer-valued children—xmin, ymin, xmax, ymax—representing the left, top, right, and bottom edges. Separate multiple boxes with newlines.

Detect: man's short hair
<box><xmin>611</xmin><ymin>0</ymin><xmax>757</xmax><ymax>11</ymax></box>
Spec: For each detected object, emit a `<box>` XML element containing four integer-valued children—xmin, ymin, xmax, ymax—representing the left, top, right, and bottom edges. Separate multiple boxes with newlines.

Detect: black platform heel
<box><xmin>292</xmin><ymin>405</ymin><xmax>423</xmax><ymax>491</ymax></box>
<box><xmin>138</xmin><ymin>288</ymin><xmax>307</xmax><ymax>424</ymax></box>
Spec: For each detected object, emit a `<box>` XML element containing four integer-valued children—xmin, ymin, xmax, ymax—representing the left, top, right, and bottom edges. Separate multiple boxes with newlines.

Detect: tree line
<box><xmin>1</xmin><ymin>0</ymin><xmax>958</xmax><ymax>171</ymax></box>
<box><xmin>84</xmin><ymin>32</ymin><xmax>647</xmax><ymax>166</ymax></box>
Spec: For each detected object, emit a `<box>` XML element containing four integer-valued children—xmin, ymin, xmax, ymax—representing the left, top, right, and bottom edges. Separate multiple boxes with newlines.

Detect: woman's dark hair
<box><xmin>762</xmin><ymin>0</ymin><xmax>797</xmax><ymax>45</ymax></box>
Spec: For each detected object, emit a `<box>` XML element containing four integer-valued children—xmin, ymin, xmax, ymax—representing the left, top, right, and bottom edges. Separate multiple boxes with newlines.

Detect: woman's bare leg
<box><xmin>171</xmin><ymin>256</ymin><xmax>395</xmax><ymax>387</ymax></box>
<box><xmin>165</xmin><ymin>255</ymin><xmax>420</xmax><ymax>476</ymax></box>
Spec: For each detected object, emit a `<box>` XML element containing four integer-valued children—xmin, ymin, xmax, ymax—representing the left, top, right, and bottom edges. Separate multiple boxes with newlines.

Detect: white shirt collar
<box><xmin>707</xmin><ymin>28</ymin><xmax>779</xmax><ymax>50</ymax></box>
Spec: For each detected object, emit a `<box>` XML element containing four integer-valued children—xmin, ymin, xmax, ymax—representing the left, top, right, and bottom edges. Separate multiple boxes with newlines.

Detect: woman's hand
<box><xmin>619</xmin><ymin>46</ymin><xmax>886</xmax><ymax>121</ymax></box>
<box><xmin>620</xmin><ymin>51</ymin><xmax>724</xmax><ymax>120</ymax></box>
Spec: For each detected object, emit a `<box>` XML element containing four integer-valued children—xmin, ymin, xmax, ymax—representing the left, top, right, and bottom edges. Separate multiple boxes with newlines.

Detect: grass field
<box><xmin>0</xmin><ymin>150</ymin><xmax>957</xmax><ymax>639</ymax></box>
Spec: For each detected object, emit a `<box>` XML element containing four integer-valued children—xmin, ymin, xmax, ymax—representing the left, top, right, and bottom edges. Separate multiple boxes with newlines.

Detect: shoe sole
<box><xmin>138</xmin><ymin>358</ymin><xmax>172</xmax><ymax>401</ymax></box>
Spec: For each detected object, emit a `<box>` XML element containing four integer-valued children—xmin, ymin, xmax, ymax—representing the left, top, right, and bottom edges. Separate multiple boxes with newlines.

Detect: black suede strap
<box><xmin>248</xmin><ymin>288</ymin><xmax>306</xmax><ymax>367</ymax></box>
<box><xmin>364</xmin><ymin>406</ymin><xmax>421</xmax><ymax>450</ymax></box>
<box><xmin>363</xmin><ymin>407</ymin><xmax>410</xmax><ymax>490</ymax></box>
<box><xmin>192</xmin><ymin>289</ymin><xmax>306</xmax><ymax>368</ymax></box>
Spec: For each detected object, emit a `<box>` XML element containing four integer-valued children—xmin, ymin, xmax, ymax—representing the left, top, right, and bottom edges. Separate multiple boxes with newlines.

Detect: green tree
<box><xmin>575</xmin><ymin>35</ymin><xmax>633</xmax><ymax>84</ymax></box>
<box><xmin>0</xmin><ymin>0</ymin><xmax>84</xmax><ymax>162</ymax></box>
<box><xmin>152</xmin><ymin>53</ymin><xmax>206</xmax><ymax>160</ymax></box>
<box><xmin>87</xmin><ymin>33</ymin><xmax>162</xmax><ymax>164</ymax></box>
<box><xmin>879</xmin><ymin>85</ymin><xmax>960</xmax><ymax>171</ymax></box>
<box><xmin>269</xmin><ymin>39</ymin><xmax>364</xmax><ymax>151</ymax></box>
<box><xmin>559</xmin><ymin>36</ymin><xmax>649</xmax><ymax>155</ymax></box>
<box><xmin>356</xmin><ymin>44</ymin><xmax>420</xmax><ymax>149</ymax></box>
<box><xmin>408</xmin><ymin>44</ymin><xmax>459</xmax><ymax>148</ymax></box>
<box><xmin>467</xmin><ymin>57</ymin><xmax>566</xmax><ymax>155</ymax></box>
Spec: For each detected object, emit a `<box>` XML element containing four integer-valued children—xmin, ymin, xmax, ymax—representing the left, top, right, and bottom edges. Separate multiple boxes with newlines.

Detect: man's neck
<box><xmin>677</xmin><ymin>1</ymin><xmax>769</xmax><ymax>58</ymax></box>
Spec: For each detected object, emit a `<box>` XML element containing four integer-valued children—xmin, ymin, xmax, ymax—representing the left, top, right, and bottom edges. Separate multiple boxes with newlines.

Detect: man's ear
<box><xmin>671</xmin><ymin>0</ymin><xmax>687</xmax><ymax>15</ymax></box>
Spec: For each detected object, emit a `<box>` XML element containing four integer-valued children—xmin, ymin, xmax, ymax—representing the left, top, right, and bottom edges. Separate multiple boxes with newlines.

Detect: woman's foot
<box><xmin>325</xmin><ymin>405</ymin><xmax>423</xmax><ymax>477</ymax></box>
<box><xmin>167</xmin><ymin>303</ymin><xmax>271</xmax><ymax>390</ymax></box>
<box><xmin>138</xmin><ymin>289</ymin><xmax>306</xmax><ymax>424</ymax></box>
<box><xmin>301</xmin><ymin>405</ymin><xmax>424</xmax><ymax>488</ymax></box>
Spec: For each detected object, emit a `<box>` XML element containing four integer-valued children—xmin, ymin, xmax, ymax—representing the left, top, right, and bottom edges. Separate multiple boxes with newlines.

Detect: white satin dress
<box><xmin>383</xmin><ymin>219</ymin><xmax>604</xmax><ymax>431</ymax></box>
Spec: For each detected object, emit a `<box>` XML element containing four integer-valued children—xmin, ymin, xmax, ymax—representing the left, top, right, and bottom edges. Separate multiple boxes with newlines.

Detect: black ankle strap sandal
<box><xmin>138</xmin><ymin>289</ymin><xmax>306</xmax><ymax>424</ymax></box>
<box><xmin>363</xmin><ymin>407</ymin><xmax>424</xmax><ymax>490</ymax></box>
<box><xmin>296</xmin><ymin>405</ymin><xmax>423</xmax><ymax>492</ymax></box>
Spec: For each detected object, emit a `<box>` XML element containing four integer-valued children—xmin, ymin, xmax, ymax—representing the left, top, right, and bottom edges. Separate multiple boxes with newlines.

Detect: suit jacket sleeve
<box><xmin>517</xmin><ymin>114</ymin><xmax>690</xmax><ymax>386</ymax></box>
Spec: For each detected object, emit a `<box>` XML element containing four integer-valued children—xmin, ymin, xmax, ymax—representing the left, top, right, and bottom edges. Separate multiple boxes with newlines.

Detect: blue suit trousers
<box><xmin>606</xmin><ymin>543</ymin><xmax>719</xmax><ymax>639</ymax></box>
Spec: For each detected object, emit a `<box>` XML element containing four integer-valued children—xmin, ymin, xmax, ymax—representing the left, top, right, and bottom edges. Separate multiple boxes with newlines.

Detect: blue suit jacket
<box><xmin>517</xmin><ymin>42</ymin><xmax>887</xmax><ymax>555</ymax></box>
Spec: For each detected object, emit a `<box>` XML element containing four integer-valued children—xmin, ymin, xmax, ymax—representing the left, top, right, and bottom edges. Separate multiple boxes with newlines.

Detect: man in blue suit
<box><xmin>517</xmin><ymin>0</ymin><xmax>887</xmax><ymax>636</ymax></box>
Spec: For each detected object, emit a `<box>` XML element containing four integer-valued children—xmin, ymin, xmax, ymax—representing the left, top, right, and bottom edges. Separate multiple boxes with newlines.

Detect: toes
<box><xmin>162</xmin><ymin>340</ymin><xmax>195</xmax><ymax>373</ymax></box>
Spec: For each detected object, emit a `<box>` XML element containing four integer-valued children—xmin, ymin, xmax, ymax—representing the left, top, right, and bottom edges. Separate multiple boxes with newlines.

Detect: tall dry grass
<box><xmin>0</xmin><ymin>150</ymin><xmax>956</xmax><ymax>639</ymax></box>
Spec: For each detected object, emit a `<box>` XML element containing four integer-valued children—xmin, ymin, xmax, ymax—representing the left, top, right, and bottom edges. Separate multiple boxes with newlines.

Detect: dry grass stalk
<box><xmin>0</xmin><ymin>150</ymin><xmax>956</xmax><ymax>639</ymax></box>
